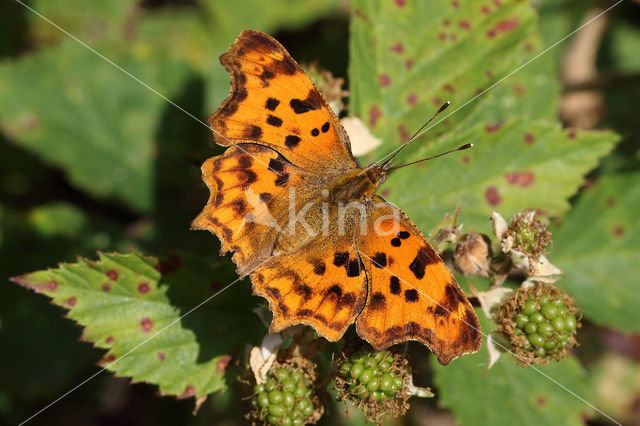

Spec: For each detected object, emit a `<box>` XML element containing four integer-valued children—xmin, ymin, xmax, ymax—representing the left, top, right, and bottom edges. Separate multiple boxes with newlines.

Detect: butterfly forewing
<box><xmin>210</xmin><ymin>30</ymin><xmax>357</xmax><ymax>174</ymax></box>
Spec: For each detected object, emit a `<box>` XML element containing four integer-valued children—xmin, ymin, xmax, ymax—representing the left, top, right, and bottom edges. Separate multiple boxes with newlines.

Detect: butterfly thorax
<box><xmin>326</xmin><ymin>167</ymin><xmax>386</xmax><ymax>204</ymax></box>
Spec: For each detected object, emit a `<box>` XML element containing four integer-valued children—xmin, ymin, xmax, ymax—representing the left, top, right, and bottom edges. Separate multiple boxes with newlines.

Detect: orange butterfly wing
<box><xmin>194</xmin><ymin>30</ymin><xmax>482</xmax><ymax>365</ymax></box>
<box><xmin>193</xmin><ymin>30</ymin><xmax>358</xmax><ymax>275</ymax></box>
<box><xmin>210</xmin><ymin>30</ymin><xmax>356</xmax><ymax>173</ymax></box>
<box><xmin>356</xmin><ymin>196</ymin><xmax>481</xmax><ymax>365</ymax></box>
<box><xmin>191</xmin><ymin>143</ymin><xmax>313</xmax><ymax>276</ymax></box>
<box><xmin>251</xmin><ymin>236</ymin><xmax>367</xmax><ymax>341</ymax></box>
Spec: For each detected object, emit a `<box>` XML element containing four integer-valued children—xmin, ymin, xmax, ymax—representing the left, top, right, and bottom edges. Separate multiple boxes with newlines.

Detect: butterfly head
<box><xmin>363</xmin><ymin>161</ymin><xmax>390</xmax><ymax>187</ymax></box>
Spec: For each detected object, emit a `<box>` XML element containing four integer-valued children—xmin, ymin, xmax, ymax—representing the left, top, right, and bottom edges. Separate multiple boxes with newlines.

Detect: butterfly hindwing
<box><xmin>210</xmin><ymin>30</ymin><xmax>356</xmax><ymax>173</ymax></box>
<box><xmin>252</xmin><ymin>240</ymin><xmax>367</xmax><ymax>341</ymax></box>
<box><xmin>356</xmin><ymin>196</ymin><xmax>481</xmax><ymax>365</ymax></box>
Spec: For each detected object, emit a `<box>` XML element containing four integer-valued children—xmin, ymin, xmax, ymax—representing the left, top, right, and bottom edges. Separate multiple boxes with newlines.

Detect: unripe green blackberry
<box><xmin>334</xmin><ymin>346</ymin><xmax>411</xmax><ymax>424</ymax></box>
<box><xmin>498</xmin><ymin>283</ymin><xmax>581</xmax><ymax>366</ymax></box>
<box><xmin>250</xmin><ymin>360</ymin><xmax>322</xmax><ymax>425</ymax></box>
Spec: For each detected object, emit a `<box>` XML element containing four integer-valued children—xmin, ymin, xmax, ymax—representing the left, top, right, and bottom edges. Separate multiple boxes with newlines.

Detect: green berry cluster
<box><xmin>514</xmin><ymin>295</ymin><xmax>577</xmax><ymax>356</ymax></box>
<box><xmin>251</xmin><ymin>366</ymin><xmax>316</xmax><ymax>425</ymax></box>
<box><xmin>337</xmin><ymin>349</ymin><xmax>404</xmax><ymax>402</ymax></box>
<box><xmin>499</xmin><ymin>284</ymin><xmax>580</xmax><ymax>365</ymax></box>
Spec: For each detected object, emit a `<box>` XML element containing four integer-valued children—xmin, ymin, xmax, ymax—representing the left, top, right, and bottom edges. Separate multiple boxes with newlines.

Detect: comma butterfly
<box><xmin>192</xmin><ymin>30</ymin><xmax>480</xmax><ymax>365</ymax></box>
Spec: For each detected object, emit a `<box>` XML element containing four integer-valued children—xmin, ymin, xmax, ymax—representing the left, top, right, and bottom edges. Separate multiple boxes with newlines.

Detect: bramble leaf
<box><xmin>11</xmin><ymin>251</ymin><xmax>265</xmax><ymax>398</ymax></box>
<box><xmin>552</xmin><ymin>169</ymin><xmax>640</xmax><ymax>332</ymax></box>
<box><xmin>349</xmin><ymin>0</ymin><xmax>618</xmax><ymax>233</ymax></box>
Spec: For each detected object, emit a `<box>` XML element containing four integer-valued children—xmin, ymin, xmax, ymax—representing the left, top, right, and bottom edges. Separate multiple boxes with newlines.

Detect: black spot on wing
<box><xmin>266</xmin><ymin>115</ymin><xmax>283</xmax><ymax>127</ymax></box>
<box><xmin>311</xmin><ymin>128</ymin><xmax>320</xmax><ymax>137</ymax></box>
<box><xmin>268</xmin><ymin>158</ymin><xmax>285</xmax><ymax>173</ymax></box>
<box><xmin>409</xmin><ymin>248</ymin><xmax>435</xmax><ymax>279</ymax></box>
<box><xmin>274</xmin><ymin>56</ymin><xmax>297</xmax><ymax>75</ymax></box>
<box><xmin>434</xmin><ymin>306</ymin><xmax>448</xmax><ymax>317</ymax></box>
<box><xmin>333</xmin><ymin>252</ymin><xmax>349</xmax><ymax>267</ymax></box>
<box><xmin>243</xmin><ymin>125</ymin><xmax>263</xmax><ymax>139</ymax></box>
<box><xmin>391</xmin><ymin>238</ymin><xmax>402</xmax><ymax>247</ymax></box>
<box><xmin>327</xmin><ymin>285</ymin><xmax>342</xmax><ymax>298</ymax></box>
<box><xmin>321</xmin><ymin>122</ymin><xmax>330</xmax><ymax>133</ymax></box>
<box><xmin>278</xmin><ymin>302</ymin><xmax>289</xmax><ymax>315</ymax></box>
<box><xmin>404</xmin><ymin>289</ymin><xmax>419</xmax><ymax>303</ymax></box>
<box><xmin>238</xmin><ymin>155</ymin><xmax>253</xmax><ymax>168</ymax></box>
<box><xmin>285</xmin><ymin>135</ymin><xmax>301</xmax><ymax>148</ymax></box>
<box><xmin>294</xmin><ymin>284</ymin><xmax>312</xmax><ymax>301</ymax></box>
<box><xmin>372</xmin><ymin>252</ymin><xmax>387</xmax><ymax>268</ymax></box>
<box><xmin>265</xmin><ymin>97</ymin><xmax>280</xmax><ymax>111</ymax></box>
<box><xmin>338</xmin><ymin>292</ymin><xmax>357</xmax><ymax>310</ymax></box>
<box><xmin>313</xmin><ymin>262</ymin><xmax>326</xmax><ymax>275</ymax></box>
<box><xmin>260</xmin><ymin>69</ymin><xmax>275</xmax><ymax>86</ymax></box>
<box><xmin>265</xmin><ymin>287</ymin><xmax>280</xmax><ymax>299</ymax></box>
<box><xmin>274</xmin><ymin>173</ymin><xmax>289</xmax><ymax>187</ymax></box>
<box><xmin>347</xmin><ymin>258</ymin><xmax>363</xmax><ymax>277</ymax></box>
<box><xmin>397</xmin><ymin>231</ymin><xmax>410</xmax><ymax>239</ymax></box>
<box><xmin>259</xmin><ymin>192</ymin><xmax>272</xmax><ymax>202</ymax></box>
<box><xmin>238</xmin><ymin>169</ymin><xmax>257</xmax><ymax>186</ymax></box>
<box><xmin>369</xmin><ymin>292</ymin><xmax>386</xmax><ymax>310</ymax></box>
<box><xmin>390</xmin><ymin>276</ymin><xmax>401</xmax><ymax>295</ymax></box>
<box><xmin>289</xmin><ymin>89</ymin><xmax>322</xmax><ymax>114</ymax></box>
<box><xmin>229</xmin><ymin>199</ymin><xmax>245</xmax><ymax>214</ymax></box>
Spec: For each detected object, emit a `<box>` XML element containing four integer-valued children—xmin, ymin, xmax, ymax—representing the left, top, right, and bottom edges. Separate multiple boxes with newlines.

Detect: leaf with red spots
<box><xmin>349</xmin><ymin>0</ymin><xmax>619</xmax><ymax>233</ymax></box>
<box><xmin>386</xmin><ymin>120</ymin><xmax>618</xmax><ymax>232</ymax></box>
<box><xmin>10</xmin><ymin>251</ymin><xmax>264</xmax><ymax>398</ymax></box>
<box><xmin>552</xmin><ymin>169</ymin><xmax>640</xmax><ymax>332</ymax></box>
<box><xmin>433</xmin><ymin>312</ymin><xmax>591</xmax><ymax>426</ymax></box>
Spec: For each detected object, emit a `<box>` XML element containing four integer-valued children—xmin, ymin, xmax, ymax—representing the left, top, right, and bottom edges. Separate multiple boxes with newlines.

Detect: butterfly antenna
<box><xmin>388</xmin><ymin>143</ymin><xmax>473</xmax><ymax>171</ymax></box>
<box><xmin>381</xmin><ymin>101</ymin><xmax>451</xmax><ymax>168</ymax></box>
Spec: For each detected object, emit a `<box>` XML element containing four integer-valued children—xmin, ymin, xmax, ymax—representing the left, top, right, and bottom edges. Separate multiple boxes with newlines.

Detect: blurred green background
<box><xmin>1</xmin><ymin>0</ymin><xmax>639</xmax><ymax>425</ymax></box>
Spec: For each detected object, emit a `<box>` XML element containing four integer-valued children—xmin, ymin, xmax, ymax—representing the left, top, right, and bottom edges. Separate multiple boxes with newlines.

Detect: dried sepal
<box><xmin>249</xmin><ymin>332</ymin><xmax>283</xmax><ymax>384</ymax></box>
<box><xmin>486</xmin><ymin>331</ymin><xmax>511</xmax><ymax>372</ymax></box>
<box><xmin>454</xmin><ymin>233</ymin><xmax>493</xmax><ymax>277</ymax></box>
<box><xmin>469</xmin><ymin>283</ymin><xmax>513</xmax><ymax>322</ymax></box>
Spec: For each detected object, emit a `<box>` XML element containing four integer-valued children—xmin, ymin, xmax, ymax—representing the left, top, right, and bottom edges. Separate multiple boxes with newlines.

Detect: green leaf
<box><xmin>432</xmin><ymin>313</ymin><xmax>591</xmax><ymax>426</ymax></box>
<box><xmin>349</xmin><ymin>0</ymin><xmax>619</xmax><ymax>233</ymax></box>
<box><xmin>136</xmin><ymin>0</ymin><xmax>342</xmax><ymax>113</ymax></box>
<box><xmin>0</xmin><ymin>40</ymin><xmax>190</xmax><ymax>212</ymax></box>
<box><xmin>0</xmin><ymin>202</ymin><xmax>128</xmax><ymax>404</ymax></box>
<box><xmin>350</xmin><ymin>0</ymin><xmax>538</xmax><ymax>150</ymax></box>
<box><xmin>387</xmin><ymin>122</ymin><xmax>617</xmax><ymax>233</ymax></box>
<box><xmin>1</xmin><ymin>0</ymin><xmax>343</xmax><ymax>213</ymax></box>
<box><xmin>551</xmin><ymin>169</ymin><xmax>640</xmax><ymax>332</ymax></box>
<box><xmin>11</xmin><ymin>251</ymin><xmax>265</xmax><ymax>397</ymax></box>
<box><xmin>24</xmin><ymin>0</ymin><xmax>134</xmax><ymax>46</ymax></box>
